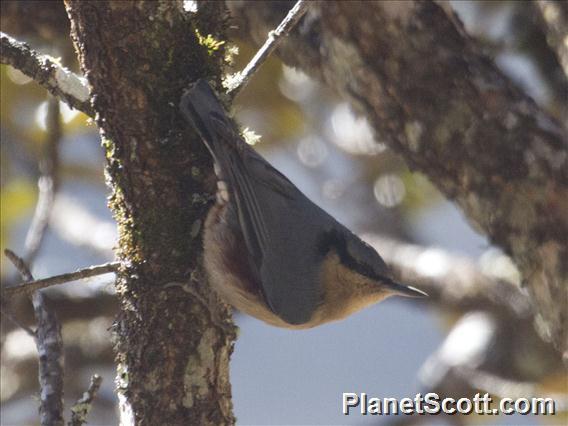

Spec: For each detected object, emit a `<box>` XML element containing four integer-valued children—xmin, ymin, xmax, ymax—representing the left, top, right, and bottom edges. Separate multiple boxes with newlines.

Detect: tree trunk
<box><xmin>229</xmin><ymin>0</ymin><xmax>568</xmax><ymax>357</ymax></box>
<box><xmin>64</xmin><ymin>1</ymin><xmax>236</xmax><ymax>424</ymax></box>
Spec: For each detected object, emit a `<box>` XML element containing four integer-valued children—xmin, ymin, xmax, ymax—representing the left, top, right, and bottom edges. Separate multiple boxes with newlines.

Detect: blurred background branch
<box><xmin>535</xmin><ymin>0</ymin><xmax>568</xmax><ymax>77</ymax></box>
<box><xmin>371</xmin><ymin>236</ymin><xmax>564</xmax><ymax>413</ymax></box>
<box><xmin>5</xmin><ymin>95</ymin><xmax>66</xmax><ymax>426</ymax></box>
<box><xmin>23</xmin><ymin>96</ymin><xmax>61</xmax><ymax>264</ymax></box>
<box><xmin>367</xmin><ymin>235</ymin><xmax>531</xmax><ymax>318</ymax></box>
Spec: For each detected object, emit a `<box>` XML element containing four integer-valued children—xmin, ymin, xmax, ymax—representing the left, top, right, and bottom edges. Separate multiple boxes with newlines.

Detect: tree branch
<box><xmin>229</xmin><ymin>0</ymin><xmax>568</xmax><ymax>356</ymax></box>
<box><xmin>0</xmin><ymin>31</ymin><xmax>92</xmax><ymax>116</ymax></box>
<box><xmin>5</xmin><ymin>249</ymin><xmax>65</xmax><ymax>426</ymax></box>
<box><xmin>2</xmin><ymin>260</ymin><xmax>120</xmax><ymax>298</ymax></box>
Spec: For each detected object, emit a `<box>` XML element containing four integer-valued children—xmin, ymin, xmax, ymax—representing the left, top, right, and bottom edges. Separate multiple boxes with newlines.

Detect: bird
<box><xmin>180</xmin><ymin>79</ymin><xmax>426</xmax><ymax>329</ymax></box>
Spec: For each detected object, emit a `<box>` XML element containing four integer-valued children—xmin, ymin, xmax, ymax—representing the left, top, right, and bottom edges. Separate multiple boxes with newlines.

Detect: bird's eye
<box><xmin>316</xmin><ymin>229</ymin><xmax>345</xmax><ymax>257</ymax></box>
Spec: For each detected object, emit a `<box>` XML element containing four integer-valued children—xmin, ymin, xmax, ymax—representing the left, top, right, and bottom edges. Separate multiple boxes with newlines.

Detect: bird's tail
<box><xmin>179</xmin><ymin>79</ymin><xmax>238</xmax><ymax>170</ymax></box>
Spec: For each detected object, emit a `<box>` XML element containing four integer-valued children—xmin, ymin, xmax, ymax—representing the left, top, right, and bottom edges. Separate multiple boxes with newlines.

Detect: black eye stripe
<box><xmin>316</xmin><ymin>228</ymin><xmax>343</xmax><ymax>257</ymax></box>
<box><xmin>317</xmin><ymin>229</ymin><xmax>377</xmax><ymax>280</ymax></box>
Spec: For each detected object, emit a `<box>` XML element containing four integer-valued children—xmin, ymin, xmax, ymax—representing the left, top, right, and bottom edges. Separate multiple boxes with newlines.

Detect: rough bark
<box><xmin>64</xmin><ymin>1</ymin><xmax>236</xmax><ymax>424</ymax></box>
<box><xmin>228</xmin><ymin>0</ymin><xmax>568</xmax><ymax>357</ymax></box>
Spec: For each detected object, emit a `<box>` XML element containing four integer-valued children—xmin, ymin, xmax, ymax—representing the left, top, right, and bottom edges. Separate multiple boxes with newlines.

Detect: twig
<box><xmin>0</xmin><ymin>31</ymin><xmax>92</xmax><ymax>116</ymax></box>
<box><xmin>5</xmin><ymin>249</ymin><xmax>34</xmax><ymax>281</ymax></box>
<box><xmin>25</xmin><ymin>97</ymin><xmax>61</xmax><ymax>265</ymax></box>
<box><xmin>226</xmin><ymin>0</ymin><xmax>309</xmax><ymax>99</ymax></box>
<box><xmin>5</xmin><ymin>249</ymin><xmax>65</xmax><ymax>426</ymax></box>
<box><xmin>68</xmin><ymin>374</ymin><xmax>103</xmax><ymax>426</ymax></box>
<box><xmin>2</xmin><ymin>258</ymin><xmax>121</xmax><ymax>298</ymax></box>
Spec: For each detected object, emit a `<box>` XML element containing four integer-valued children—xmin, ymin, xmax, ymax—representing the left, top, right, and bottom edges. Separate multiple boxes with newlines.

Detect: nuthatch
<box><xmin>180</xmin><ymin>79</ymin><xmax>426</xmax><ymax>329</ymax></box>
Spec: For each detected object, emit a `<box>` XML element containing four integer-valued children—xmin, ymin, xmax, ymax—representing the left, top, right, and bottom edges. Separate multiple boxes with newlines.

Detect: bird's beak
<box><xmin>389</xmin><ymin>281</ymin><xmax>429</xmax><ymax>298</ymax></box>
